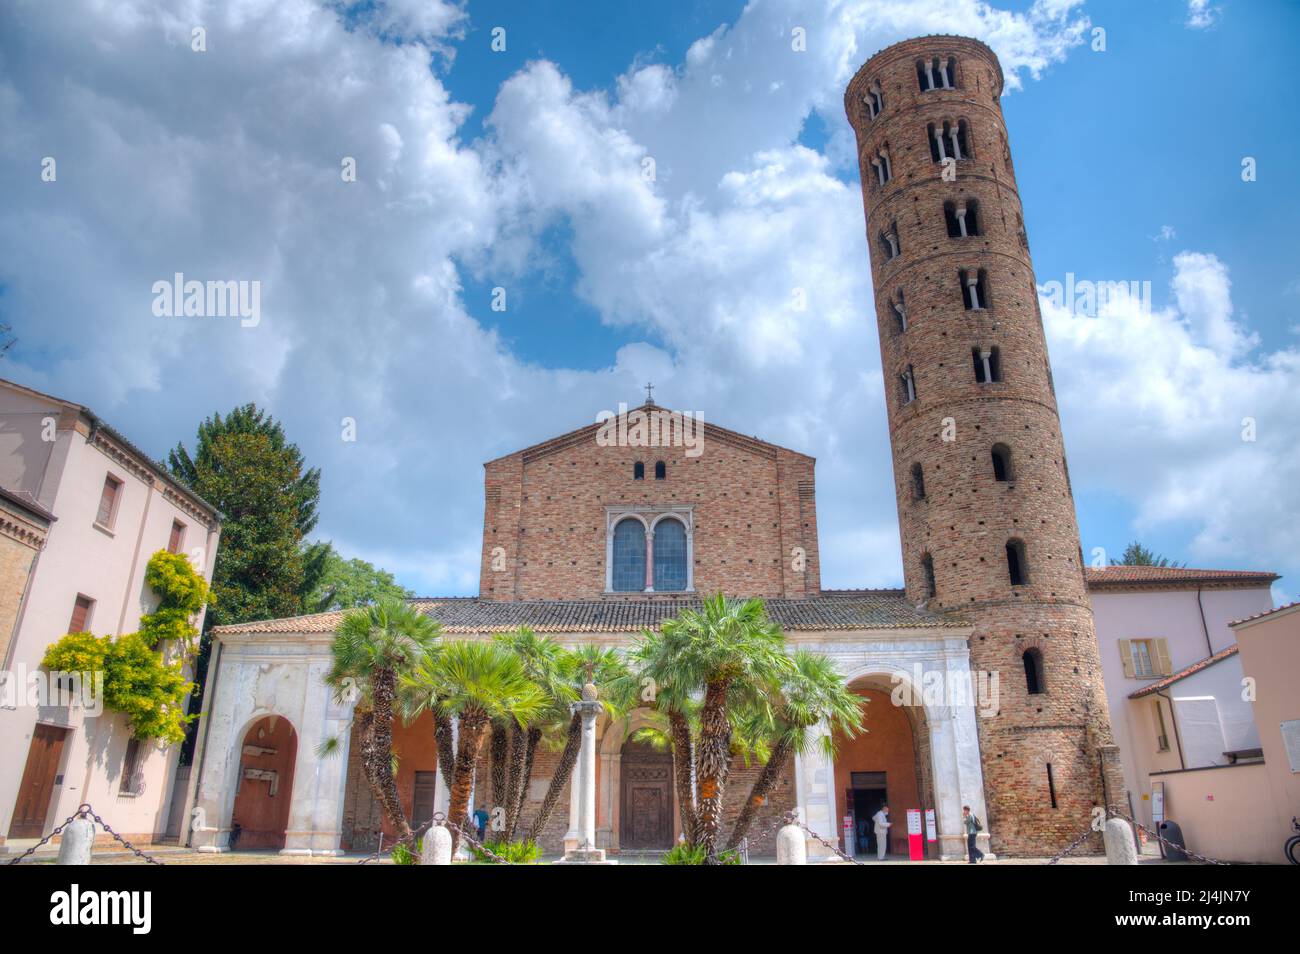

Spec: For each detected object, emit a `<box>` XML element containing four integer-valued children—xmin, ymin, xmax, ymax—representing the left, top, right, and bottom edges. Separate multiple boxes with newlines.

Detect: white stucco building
<box><xmin>0</xmin><ymin>378</ymin><xmax>221</xmax><ymax>852</ymax></box>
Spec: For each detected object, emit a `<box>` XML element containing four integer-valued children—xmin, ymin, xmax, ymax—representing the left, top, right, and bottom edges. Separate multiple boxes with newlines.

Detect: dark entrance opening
<box><xmin>850</xmin><ymin>785</ymin><xmax>888</xmax><ymax>855</ymax></box>
<box><xmin>619</xmin><ymin>737</ymin><xmax>674</xmax><ymax>850</ymax></box>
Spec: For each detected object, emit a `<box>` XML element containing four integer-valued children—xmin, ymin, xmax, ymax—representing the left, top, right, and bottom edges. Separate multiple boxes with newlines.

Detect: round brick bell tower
<box><xmin>845</xmin><ymin>36</ymin><xmax>1121</xmax><ymax>855</ymax></box>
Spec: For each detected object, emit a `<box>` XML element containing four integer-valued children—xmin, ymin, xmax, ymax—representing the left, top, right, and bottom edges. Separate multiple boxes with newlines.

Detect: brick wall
<box><xmin>479</xmin><ymin>414</ymin><xmax>821</xmax><ymax>601</ymax></box>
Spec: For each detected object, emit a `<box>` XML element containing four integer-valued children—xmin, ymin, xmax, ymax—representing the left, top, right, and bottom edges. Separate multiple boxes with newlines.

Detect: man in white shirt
<box><xmin>871</xmin><ymin>805</ymin><xmax>891</xmax><ymax>860</ymax></box>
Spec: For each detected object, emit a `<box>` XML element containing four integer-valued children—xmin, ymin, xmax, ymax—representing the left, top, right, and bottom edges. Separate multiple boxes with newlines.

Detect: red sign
<box><xmin>906</xmin><ymin>809</ymin><xmax>923</xmax><ymax>861</ymax></box>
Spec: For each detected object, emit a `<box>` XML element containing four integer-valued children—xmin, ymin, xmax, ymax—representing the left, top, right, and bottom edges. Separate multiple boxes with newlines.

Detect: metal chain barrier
<box><xmin>355</xmin><ymin>813</ymin><xmax>511</xmax><ymax>864</ymax></box>
<box><xmin>5</xmin><ymin>803</ymin><xmax>165</xmax><ymax>866</ymax></box>
<box><xmin>1045</xmin><ymin>805</ymin><xmax>1229</xmax><ymax>865</ymax></box>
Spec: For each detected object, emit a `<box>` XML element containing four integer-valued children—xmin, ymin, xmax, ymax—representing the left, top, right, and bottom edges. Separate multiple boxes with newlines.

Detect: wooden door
<box><xmin>8</xmin><ymin>724</ymin><xmax>68</xmax><ymax>839</ymax></box>
<box><xmin>412</xmin><ymin>771</ymin><xmax>437</xmax><ymax>829</ymax></box>
<box><xmin>620</xmin><ymin>739</ymin><xmax>673</xmax><ymax>849</ymax></box>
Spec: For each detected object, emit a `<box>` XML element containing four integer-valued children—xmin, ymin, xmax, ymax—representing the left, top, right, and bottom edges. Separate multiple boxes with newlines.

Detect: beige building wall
<box><xmin>1090</xmin><ymin>578</ymin><xmax>1275</xmax><ymax>829</ymax></box>
<box><xmin>0</xmin><ymin>380</ymin><xmax>221</xmax><ymax>848</ymax></box>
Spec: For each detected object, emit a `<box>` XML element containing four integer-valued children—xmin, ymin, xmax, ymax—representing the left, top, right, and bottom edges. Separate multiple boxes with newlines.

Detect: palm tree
<box><xmin>402</xmin><ymin>640</ymin><xmax>545</xmax><ymax>853</ymax></box>
<box><xmin>527</xmin><ymin>645</ymin><xmax>633</xmax><ymax>842</ymax></box>
<box><xmin>633</xmin><ymin>594</ymin><xmax>794</xmax><ymax>863</ymax></box>
<box><xmin>726</xmin><ymin>650</ymin><xmax>865</xmax><ymax>849</ymax></box>
<box><xmin>326</xmin><ymin>598</ymin><xmax>441</xmax><ymax>846</ymax></box>
<box><xmin>492</xmin><ymin>628</ymin><xmax>574</xmax><ymax>842</ymax></box>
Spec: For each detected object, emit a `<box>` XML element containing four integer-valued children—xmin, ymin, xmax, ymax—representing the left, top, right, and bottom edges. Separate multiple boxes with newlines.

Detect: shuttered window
<box><xmin>69</xmin><ymin>595</ymin><xmax>94</xmax><ymax>634</ymax></box>
<box><xmin>1119</xmin><ymin>638</ymin><xmax>1171</xmax><ymax>678</ymax></box>
<box><xmin>96</xmin><ymin>475</ymin><xmax>122</xmax><ymax>528</ymax></box>
<box><xmin>168</xmin><ymin>520</ymin><xmax>186</xmax><ymax>554</ymax></box>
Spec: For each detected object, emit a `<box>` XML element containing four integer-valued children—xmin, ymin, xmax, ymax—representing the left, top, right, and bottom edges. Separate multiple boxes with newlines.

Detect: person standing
<box><xmin>871</xmin><ymin>805</ymin><xmax>892</xmax><ymax>861</ymax></box>
<box><xmin>963</xmin><ymin>805</ymin><xmax>984</xmax><ymax>863</ymax></box>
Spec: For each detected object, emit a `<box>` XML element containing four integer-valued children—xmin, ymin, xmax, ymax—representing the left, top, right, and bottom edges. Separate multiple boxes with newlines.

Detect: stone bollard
<box><xmin>1103</xmin><ymin>817</ymin><xmax>1138</xmax><ymax>865</ymax></box>
<box><xmin>421</xmin><ymin>825</ymin><xmax>453</xmax><ymax>865</ymax></box>
<box><xmin>776</xmin><ymin>825</ymin><xmax>807</xmax><ymax>865</ymax></box>
<box><xmin>57</xmin><ymin>816</ymin><xmax>95</xmax><ymax>865</ymax></box>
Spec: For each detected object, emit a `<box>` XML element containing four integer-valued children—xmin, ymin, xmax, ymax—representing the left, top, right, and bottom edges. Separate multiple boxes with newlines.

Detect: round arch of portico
<box><xmin>824</xmin><ymin>659</ymin><xmax>988</xmax><ymax>860</ymax></box>
<box><xmin>215</xmin><ymin>709</ymin><xmax>300</xmax><ymax>850</ymax></box>
<box><xmin>591</xmin><ymin>706</ymin><xmax>680</xmax><ymax>852</ymax></box>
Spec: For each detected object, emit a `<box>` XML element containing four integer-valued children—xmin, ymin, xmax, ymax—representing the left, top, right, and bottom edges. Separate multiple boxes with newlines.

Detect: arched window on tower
<box><xmin>900</xmin><ymin>365</ymin><xmax>917</xmax><ymax>404</ymax></box>
<box><xmin>880</xmin><ymin>224</ymin><xmax>900</xmax><ymax>261</ymax></box>
<box><xmin>945</xmin><ymin>200</ymin><xmax>980</xmax><ymax>238</ymax></box>
<box><xmin>865</xmin><ymin>83</ymin><xmax>884</xmax><ymax>120</ymax></box>
<box><xmin>633</xmin><ymin>461</ymin><xmax>645</xmax><ymax>480</ymax></box>
<box><xmin>917</xmin><ymin>56</ymin><xmax>955</xmax><ymax>92</ymax></box>
<box><xmin>960</xmin><ymin>268</ymin><xmax>988</xmax><ymax>310</ymax></box>
<box><xmin>892</xmin><ymin>290</ymin><xmax>907</xmax><ymax>332</ymax></box>
<box><xmin>652</xmin><ymin>517</ymin><xmax>688</xmax><ymax>592</ymax></box>
<box><xmin>1006</xmin><ymin>538</ymin><xmax>1028</xmax><ymax>586</ymax></box>
<box><xmin>611</xmin><ymin>518</ymin><xmax>647</xmax><ymax>592</ymax></box>
<box><xmin>921</xmin><ymin>553</ymin><xmax>937</xmax><ymax>599</ymax></box>
<box><xmin>972</xmin><ymin>346</ymin><xmax>1001</xmax><ymax>383</ymax></box>
<box><xmin>991</xmin><ymin>443</ymin><xmax>1014</xmax><ymax>482</ymax></box>
<box><xmin>911</xmin><ymin>463</ymin><xmax>926</xmax><ymax>500</ymax></box>
<box><xmin>1023</xmin><ymin>648</ymin><xmax>1045</xmax><ymax>695</ymax></box>
<box><xmin>929</xmin><ymin>120</ymin><xmax>970</xmax><ymax>163</ymax></box>
<box><xmin>870</xmin><ymin>148</ymin><xmax>892</xmax><ymax>187</ymax></box>
<box><xmin>654</xmin><ymin>460</ymin><xmax>666</xmax><ymax>480</ymax></box>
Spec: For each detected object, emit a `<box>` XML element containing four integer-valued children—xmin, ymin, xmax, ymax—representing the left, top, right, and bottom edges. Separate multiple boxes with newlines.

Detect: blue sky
<box><xmin>1</xmin><ymin>0</ymin><xmax>1297</xmax><ymax>602</ymax></box>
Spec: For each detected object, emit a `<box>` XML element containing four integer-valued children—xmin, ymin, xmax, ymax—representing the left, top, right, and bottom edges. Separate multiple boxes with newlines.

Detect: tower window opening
<box><xmin>911</xmin><ymin>462</ymin><xmax>926</xmax><ymax>499</ymax></box>
<box><xmin>900</xmin><ymin>365</ymin><xmax>917</xmax><ymax>405</ymax></box>
<box><xmin>973</xmin><ymin>346</ymin><xmax>1001</xmax><ymax>383</ymax></box>
<box><xmin>881</xmin><ymin>225</ymin><xmax>901</xmax><ymax>261</ymax></box>
<box><xmin>960</xmin><ymin>269</ymin><xmax>988</xmax><ymax>310</ymax></box>
<box><xmin>991</xmin><ymin>443</ymin><xmax>1014</xmax><ymax>481</ymax></box>
<box><xmin>892</xmin><ymin>290</ymin><xmax>908</xmax><ymax>332</ymax></box>
<box><xmin>921</xmin><ymin>553</ymin><xmax>936</xmax><ymax>599</ymax></box>
<box><xmin>1023</xmin><ymin>648</ymin><xmax>1045</xmax><ymax>695</ymax></box>
<box><xmin>654</xmin><ymin>460</ymin><xmax>666</xmax><ymax>480</ymax></box>
<box><xmin>1006</xmin><ymin>538</ymin><xmax>1028</xmax><ymax>586</ymax></box>
<box><xmin>865</xmin><ymin>84</ymin><xmax>884</xmax><ymax>119</ymax></box>
<box><xmin>930</xmin><ymin>120</ymin><xmax>970</xmax><ymax>163</ymax></box>
<box><xmin>871</xmin><ymin>148</ymin><xmax>892</xmax><ymax>187</ymax></box>
<box><xmin>945</xmin><ymin>201</ymin><xmax>980</xmax><ymax>238</ymax></box>
<box><xmin>917</xmin><ymin>56</ymin><xmax>955</xmax><ymax>92</ymax></box>
<box><xmin>952</xmin><ymin>119</ymin><xmax>970</xmax><ymax>159</ymax></box>
<box><xmin>1046</xmin><ymin>762</ymin><xmax>1058</xmax><ymax>809</ymax></box>
<box><xmin>633</xmin><ymin>461</ymin><xmax>645</xmax><ymax>480</ymax></box>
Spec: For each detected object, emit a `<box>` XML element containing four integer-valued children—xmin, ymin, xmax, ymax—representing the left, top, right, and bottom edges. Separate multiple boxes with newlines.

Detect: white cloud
<box><xmin>1045</xmin><ymin>252</ymin><xmax>1300</xmax><ymax>585</ymax></box>
<box><xmin>6</xmin><ymin>0</ymin><xmax>1289</xmax><ymax>603</ymax></box>
<box><xmin>1186</xmin><ymin>0</ymin><xmax>1219</xmax><ymax>30</ymax></box>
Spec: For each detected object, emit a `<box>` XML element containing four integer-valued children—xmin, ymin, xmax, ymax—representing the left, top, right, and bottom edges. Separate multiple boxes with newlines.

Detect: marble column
<box><xmin>557</xmin><ymin>682</ymin><xmax>615</xmax><ymax>864</ymax></box>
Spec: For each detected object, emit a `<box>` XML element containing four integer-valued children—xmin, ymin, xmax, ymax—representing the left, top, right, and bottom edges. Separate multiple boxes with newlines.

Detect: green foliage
<box><xmin>43</xmin><ymin>632</ymin><xmax>194</xmax><ymax>744</ymax></box>
<box><xmin>402</xmin><ymin>640</ymin><xmax>548</xmax><ymax>728</ymax></box>
<box><xmin>138</xmin><ymin>550</ymin><xmax>210</xmax><ymax>651</ymax></box>
<box><xmin>661</xmin><ymin>843</ymin><xmax>741</xmax><ymax>865</ymax></box>
<box><xmin>472</xmin><ymin>839</ymin><xmax>540</xmax><ymax>864</ymax></box>
<box><xmin>390</xmin><ymin>839</ymin><xmax>420</xmax><ymax>865</ymax></box>
<box><xmin>327</xmin><ymin>598</ymin><xmax>444</xmax><ymax>713</ymax></box>
<box><xmin>1112</xmin><ymin>541</ymin><xmax>1184</xmax><ymax>568</ymax></box>
<box><xmin>41</xmin><ymin>631</ymin><xmax>108</xmax><ymax>674</ymax></box>
<box><xmin>307</xmin><ymin>543</ymin><xmax>414</xmax><ymax>612</ymax></box>
<box><xmin>167</xmin><ymin>405</ymin><xmax>321</xmax><ymax>631</ymax></box>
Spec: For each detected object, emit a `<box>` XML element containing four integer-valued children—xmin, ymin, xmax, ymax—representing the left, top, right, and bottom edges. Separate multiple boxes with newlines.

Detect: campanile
<box><xmin>844</xmin><ymin>35</ymin><xmax>1122</xmax><ymax>853</ymax></box>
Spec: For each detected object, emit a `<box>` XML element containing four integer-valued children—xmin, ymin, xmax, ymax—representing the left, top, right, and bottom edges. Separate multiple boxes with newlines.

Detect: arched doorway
<box><xmin>619</xmin><ymin>737</ymin><xmax>674</xmax><ymax>850</ymax></box>
<box><xmin>230</xmin><ymin>715</ymin><xmax>297</xmax><ymax>850</ymax></box>
<box><xmin>832</xmin><ymin>678</ymin><xmax>933</xmax><ymax>858</ymax></box>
